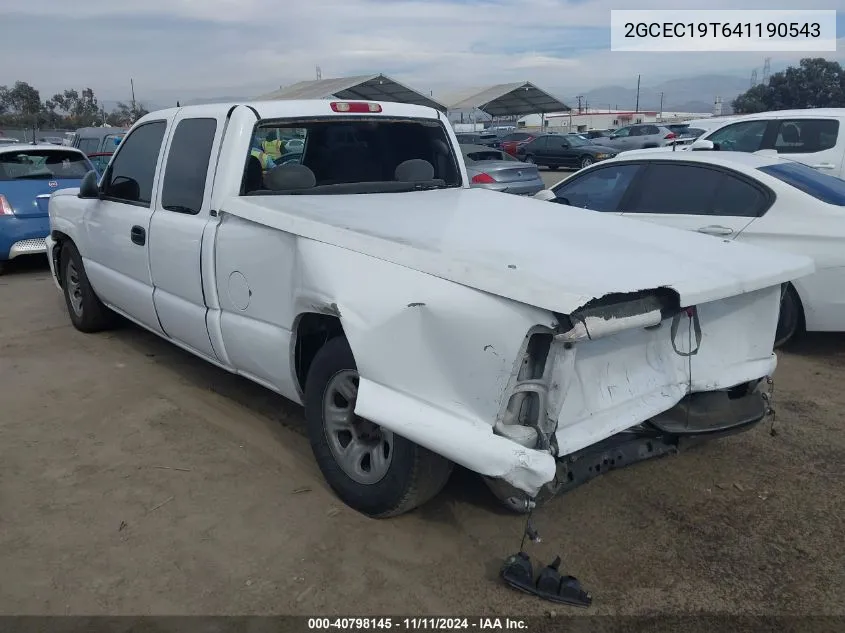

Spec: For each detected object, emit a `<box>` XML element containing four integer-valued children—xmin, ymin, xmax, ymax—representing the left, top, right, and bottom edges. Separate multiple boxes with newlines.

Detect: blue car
<box><xmin>0</xmin><ymin>145</ymin><xmax>93</xmax><ymax>274</ymax></box>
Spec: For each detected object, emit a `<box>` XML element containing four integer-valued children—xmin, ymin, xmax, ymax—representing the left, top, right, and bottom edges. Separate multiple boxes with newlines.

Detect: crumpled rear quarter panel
<box><xmin>295</xmin><ymin>240</ymin><xmax>559</xmax><ymax>489</ymax></box>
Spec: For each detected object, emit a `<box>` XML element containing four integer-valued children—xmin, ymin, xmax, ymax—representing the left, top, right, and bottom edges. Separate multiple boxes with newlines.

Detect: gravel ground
<box><xmin>1</xmin><ymin>257</ymin><xmax>843</xmax><ymax>617</ymax></box>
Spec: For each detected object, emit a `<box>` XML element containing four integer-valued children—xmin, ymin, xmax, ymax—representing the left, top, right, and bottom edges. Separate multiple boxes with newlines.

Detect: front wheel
<box><xmin>580</xmin><ymin>156</ymin><xmax>594</xmax><ymax>169</ymax></box>
<box><xmin>60</xmin><ymin>241</ymin><xmax>114</xmax><ymax>333</ymax></box>
<box><xmin>304</xmin><ymin>337</ymin><xmax>453</xmax><ymax>517</ymax></box>
<box><xmin>523</xmin><ymin>155</ymin><xmax>535</xmax><ymax>164</ymax></box>
<box><xmin>775</xmin><ymin>284</ymin><xmax>803</xmax><ymax>348</ymax></box>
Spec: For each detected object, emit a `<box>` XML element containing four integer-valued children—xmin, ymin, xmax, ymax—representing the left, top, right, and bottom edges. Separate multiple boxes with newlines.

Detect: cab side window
<box><xmin>161</xmin><ymin>118</ymin><xmax>218</xmax><ymax>215</ymax></box>
<box><xmin>772</xmin><ymin>119</ymin><xmax>839</xmax><ymax>154</ymax></box>
<box><xmin>102</xmin><ymin>121</ymin><xmax>167</xmax><ymax>207</ymax></box>
<box><xmin>706</xmin><ymin>120</ymin><xmax>767</xmax><ymax>152</ymax></box>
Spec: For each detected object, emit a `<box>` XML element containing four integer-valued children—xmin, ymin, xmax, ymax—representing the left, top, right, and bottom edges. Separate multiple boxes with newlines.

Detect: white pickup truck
<box><xmin>46</xmin><ymin>99</ymin><xmax>813</xmax><ymax>518</ymax></box>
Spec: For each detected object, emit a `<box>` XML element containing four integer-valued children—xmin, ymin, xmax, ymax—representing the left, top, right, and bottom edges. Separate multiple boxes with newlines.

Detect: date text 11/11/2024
<box><xmin>308</xmin><ymin>618</ymin><xmax>529</xmax><ymax>630</ymax></box>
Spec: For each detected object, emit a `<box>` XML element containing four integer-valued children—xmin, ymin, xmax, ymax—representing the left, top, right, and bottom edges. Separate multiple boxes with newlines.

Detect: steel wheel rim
<box><xmin>323</xmin><ymin>370</ymin><xmax>394</xmax><ymax>485</ymax></box>
<box><xmin>66</xmin><ymin>261</ymin><xmax>84</xmax><ymax>317</ymax></box>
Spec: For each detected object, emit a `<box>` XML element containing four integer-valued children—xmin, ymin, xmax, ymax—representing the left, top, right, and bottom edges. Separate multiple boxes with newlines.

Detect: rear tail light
<box><xmin>664</xmin><ymin>132</ymin><xmax>677</xmax><ymax>139</ymax></box>
<box><xmin>471</xmin><ymin>173</ymin><xmax>496</xmax><ymax>184</ymax></box>
<box><xmin>330</xmin><ymin>101</ymin><xmax>382</xmax><ymax>113</ymax></box>
<box><xmin>0</xmin><ymin>195</ymin><xmax>13</xmax><ymax>216</ymax></box>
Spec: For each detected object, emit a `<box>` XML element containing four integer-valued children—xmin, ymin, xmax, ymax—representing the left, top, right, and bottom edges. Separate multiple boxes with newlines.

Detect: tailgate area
<box><xmin>551</xmin><ymin>285</ymin><xmax>781</xmax><ymax>456</ymax></box>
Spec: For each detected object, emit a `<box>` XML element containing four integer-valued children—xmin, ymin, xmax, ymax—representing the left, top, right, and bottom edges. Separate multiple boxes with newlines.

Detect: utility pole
<box><xmin>659</xmin><ymin>91</ymin><xmax>664</xmax><ymax>121</ymax></box>
<box><xmin>635</xmin><ymin>74</ymin><xmax>641</xmax><ymax>113</ymax></box>
<box><xmin>130</xmin><ymin>78</ymin><xmax>137</xmax><ymax>121</ymax></box>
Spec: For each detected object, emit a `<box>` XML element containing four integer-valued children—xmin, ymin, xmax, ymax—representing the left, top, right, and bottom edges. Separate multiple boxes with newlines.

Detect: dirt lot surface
<box><xmin>1</xmin><ymin>258</ymin><xmax>843</xmax><ymax>617</ymax></box>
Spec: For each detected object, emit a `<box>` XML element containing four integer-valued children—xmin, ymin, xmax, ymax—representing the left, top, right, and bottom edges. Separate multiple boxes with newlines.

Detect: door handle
<box><xmin>810</xmin><ymin>163</ymin><xmax>835</xmax><ymax>170</ymax></box>
<box><xmin>697</xmin><ymin>225</ymin><xmax>734</xmax><ymax>236</ymax></box>
<box><xmin>130</xmin><ymin>225</ymin><xmax>146</xmax><ymax>246</ymax></box>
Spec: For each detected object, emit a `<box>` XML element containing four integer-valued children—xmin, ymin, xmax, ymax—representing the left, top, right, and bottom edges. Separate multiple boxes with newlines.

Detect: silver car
<box><xmin>602</xmin><ymin>124</ymin><xmax>678</xmax><ymax>151</ymax></box>
<box><xmin>461</xmin><ymin>144</ymin><xmax>544</xmax><ymax>195</ymax></box>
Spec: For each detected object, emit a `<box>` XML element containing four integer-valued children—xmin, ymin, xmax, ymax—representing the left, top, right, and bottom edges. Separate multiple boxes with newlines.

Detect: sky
<box><xmin>1</xmin><ymin>0</ymin><xmax>843</xmax><ymax>106</ymax></box>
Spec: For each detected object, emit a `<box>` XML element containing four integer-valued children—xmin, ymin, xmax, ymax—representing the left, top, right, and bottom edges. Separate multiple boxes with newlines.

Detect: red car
<box><xmin>499</xmin><ymin>132</ymin><xmax>538</xmax><ymax>157</ymax></box>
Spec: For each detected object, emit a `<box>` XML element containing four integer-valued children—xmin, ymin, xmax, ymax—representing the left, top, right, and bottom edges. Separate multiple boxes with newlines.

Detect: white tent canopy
<box><xmin>447</xmin><ymin>82</ymin><xmax>570</xmax><ymax>117</ymax></box>
<box><xmin>256</xmin><ymin>74</ymin><xmax>447</xmax><ymax>112</ymax></box>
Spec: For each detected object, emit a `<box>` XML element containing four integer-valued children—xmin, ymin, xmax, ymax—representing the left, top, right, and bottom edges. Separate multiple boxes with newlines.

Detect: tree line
<box><xmin>732</xmin><ymin>57</ymin><xmax>845</xmax><ymax>114</ymax></box>
<box><xmin>0</xmin><ymin>81</ymin><xmax>150</xmax><ymax>129</ymax></box>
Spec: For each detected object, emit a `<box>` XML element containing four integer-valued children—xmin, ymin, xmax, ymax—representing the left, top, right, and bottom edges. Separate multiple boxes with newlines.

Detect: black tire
<box><xmin>580</xmin><ymin>155</ymin><xmax>594</xmax><ymax>169</ymax></box>
<box><xmin>775</xmin><ymin>283</ymin><xmax>803</xmax><ymax>348</ymax></box>
<box><xmin>547</xmin><ymin>165</ymin><xmax>559</xmax><ymax>171</ymax></box>
<box><xmin>524</xmin><ymin>155</ymin><xmax>535</xmax><ymax>164</ymax></box>
<box><xmin>0</xmin><ymin>260</ymin><xmax>5</xmax><ymax>275</ymax></box>
<box><xmin>60</xmin><ymin>241</ymin><xmax>114</xmax><ymax>333</ymax></box>
<box><xmin>304</xmin><ymin>337</ymin><xmax>453</xmax><ymax>518</ymax></box>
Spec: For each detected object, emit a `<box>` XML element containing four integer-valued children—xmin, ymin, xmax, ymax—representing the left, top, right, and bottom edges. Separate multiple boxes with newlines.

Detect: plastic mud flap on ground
<box><xmin>501</xmin><ymin>552</ymin><xmax>592</xmax><ymax>608</ymax></box>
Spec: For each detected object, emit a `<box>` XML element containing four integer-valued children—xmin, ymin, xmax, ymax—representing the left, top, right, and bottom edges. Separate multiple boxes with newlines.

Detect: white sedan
<box><xmin>534</xmin><ymin>151</ymin><xmax>845</xmax><ymax>346</ymax></box>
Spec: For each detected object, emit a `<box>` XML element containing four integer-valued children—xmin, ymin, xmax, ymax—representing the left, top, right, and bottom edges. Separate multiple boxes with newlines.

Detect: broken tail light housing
<box><xmin>330</xmin><ymin>101</ymin><xmax>382</xmax><ymax>113</ymax></box>
<box><xmin>664</xmin><ymin>132</ymin><xmax>677</xmax><ymax>139</ymax></box>
<box><xmin>0</xmin><ymin>195</ymin><xmax>13</xmax><ymax>216</ymax></box>
<box><xmin>471</xmin><ymin>173</ymin><xmax>496</xmax><ymax>184</ymax></box>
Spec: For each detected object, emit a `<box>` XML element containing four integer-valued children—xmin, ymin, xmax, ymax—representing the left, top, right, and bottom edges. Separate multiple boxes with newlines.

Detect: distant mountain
<box><xmin>581</xmin><ymin>74</ymin><xmax>750</xmax><ymax>114</ymax></box>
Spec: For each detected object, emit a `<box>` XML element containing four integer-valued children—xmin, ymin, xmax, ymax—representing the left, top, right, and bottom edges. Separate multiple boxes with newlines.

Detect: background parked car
<box><xmin>515</xmin><ymin>133</ymin><xmax>617</xmax><ymax>170</ymax></box>
<box><xmin>283</xmin><ymin>138</ymin><xmax>304</xmax><ymax>152</ymax></box>
<box><xmin>87</xmin><ymin>152</ymin><xmax>113</xmax><ymax>176</ymax></box>
<box><xmin>602</xmin><ymin>124</ymin><xmax>678</xmax><ymax>151</ymax></box>
<box><xmin>689</xmin><ymin>109</ymin><xmax>845</xmax><ymax>178</ymax></box>
<box><xmin>0</xmin><ymin>145</ymin><xmax>94</xmax><ymax>274</ymax></box>
<box><xmin>499</xmin><ymin>131</ymin><xmax>539</xmax><ymax>156</ymax></box>
<box><xmin>68</xmin><ymin>127</ymin><xmax>126</xmax><ymax>155</ymax></box>
<box><xmin>584</xmin><ymin>129</ymin><xmax>614</xmax><ymax>140</ymax></box>
<box><xmin>455</xmin><ymin>131</ymin><xmax>503</xmax><ymax>148</ymax></box>
<box><xmin>460</xmin><ymin>143</ymin><xmax>544</xmax><ymax>195</ymax></box>
<box><xmin>662</xmin><ymin>123</ymin><xmax>707</xmax><ymax>145</ymax></box>
<box><xmin>534</xmin><ymin>151</ymin><xmax>845</xmax><ymax>345</ymax></box>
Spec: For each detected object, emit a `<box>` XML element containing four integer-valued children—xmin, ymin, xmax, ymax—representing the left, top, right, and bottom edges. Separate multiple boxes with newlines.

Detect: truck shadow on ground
<box><xmin>109</xmin><ymin>317</ymin><xmax>510</xmax><ymax>517</ymax></box>
<box><xmin>781</xmin><ymin>332</ymin><xmax>845</xmax><ymax>359</ymax></box>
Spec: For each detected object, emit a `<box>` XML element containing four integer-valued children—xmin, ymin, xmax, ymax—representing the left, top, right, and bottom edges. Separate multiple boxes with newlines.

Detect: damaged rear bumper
<box><xmin>354</xmin><ymin>378</ymin><xmax>557</xmax><ymax>495</ymax></box>
<box><xmin>355</xmin><ymin>285</ymin><xmax>782</xmax><ymax>499</ymax></box>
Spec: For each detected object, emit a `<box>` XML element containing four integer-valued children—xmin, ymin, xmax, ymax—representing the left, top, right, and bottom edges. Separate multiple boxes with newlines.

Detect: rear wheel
<box><xmin>304</xmin><ymin>337</ymin><xmax>453</xmax><ymax>517</ymax></box>
<box><xmin>524</xmin><ymin>155</ymin><xmax>535</xmax><ymax>164</ymax></box>
<box><xmin>60</xmin><ymin>241</ymin><xmax>114</xmax><ymax>333</ymax></box>
<box><xmin>775</xmin><ymin>284</ymin><xmax>803</xmax><ymax>348</ymax></box>
<box><xmin>0</xmin><ymin>261</ymin><xmax>5</xmax><ymax>276</ymax></box>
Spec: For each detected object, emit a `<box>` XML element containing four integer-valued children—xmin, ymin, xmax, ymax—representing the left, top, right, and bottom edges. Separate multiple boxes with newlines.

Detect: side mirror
<box><xmin>691</xmin><ymin>139</ymin><xmax>715</xmax><ymax>151</ymax></box>
<box><xmin>78</xmin><ymin>170</ymin><xmax>101</xmax><ymax>199</ymax></box>
<box><xmin>533</xmin><ymin>189</ymin><xmax>556</xmax><ymax>201</ymax></box>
